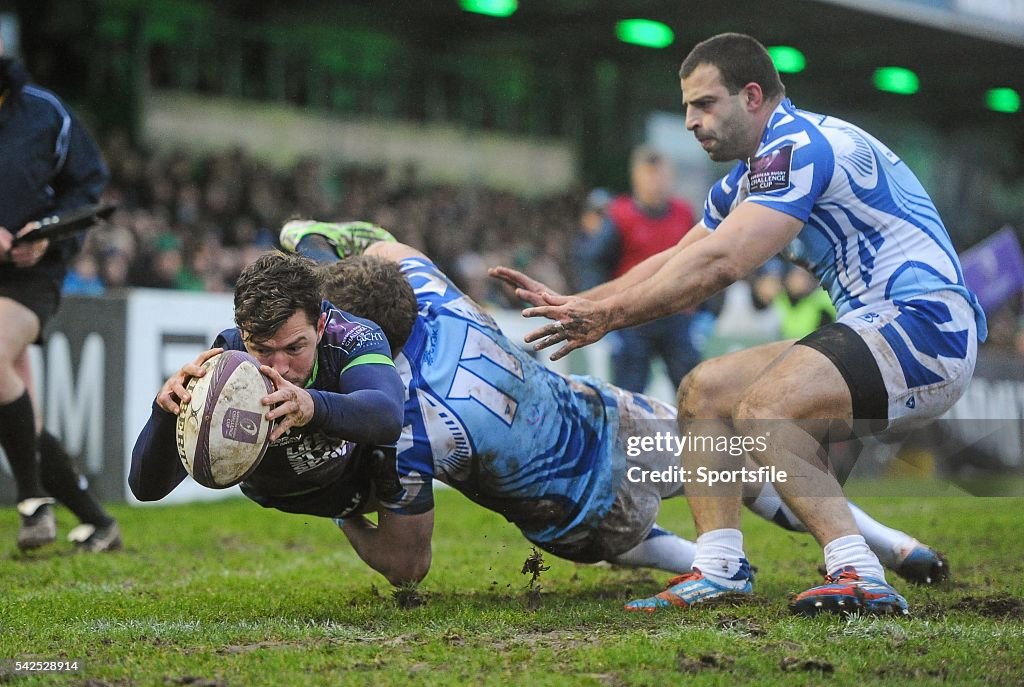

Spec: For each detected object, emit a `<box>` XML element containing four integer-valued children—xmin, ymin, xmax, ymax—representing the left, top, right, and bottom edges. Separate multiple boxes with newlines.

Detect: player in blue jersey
<box><xmin>492</xmin><ymin>33</ymin><xmax>985</xmax><ymax>616</ymax></box>
<box><xmin>281</xmin><ymin>221</ymin><xmax>950</xmax><ymax>590</ymax></box>
<box><xmin>129</xmin><ymin>252</ymin><xmax>404</xmax><ymax>522</ymax></box>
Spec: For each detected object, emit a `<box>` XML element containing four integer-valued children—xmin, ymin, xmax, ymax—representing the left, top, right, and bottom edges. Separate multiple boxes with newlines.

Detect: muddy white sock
<box><xmin>847</xmin><ymin>503</ymin><xmax>916</xmax><ymax>568</ymax></box>
<box><xmin>610</xmin><ymin>524</ymin><xmax>696</xmax><ymax>574</ymax></box>
<box><xmin>824</xmin><ymin>533</ymin><xmax>886</xmax><ymax>581</ymax></box>
<box><xmin>692</xmin><ymin>528</ymin><xmax>750</xmax><ymax>588</ymax></box>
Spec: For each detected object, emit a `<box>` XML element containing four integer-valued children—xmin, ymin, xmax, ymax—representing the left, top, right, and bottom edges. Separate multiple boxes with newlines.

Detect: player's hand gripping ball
<box><xmin>175</xmin><ymin>350</ymin><xmax>275</xmax><ymax>489</ymax></box>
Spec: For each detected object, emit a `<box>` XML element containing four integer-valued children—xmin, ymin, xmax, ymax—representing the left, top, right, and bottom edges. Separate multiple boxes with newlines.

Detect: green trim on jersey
<box><xmin>341</xmin><ymin>353</ymin><xmax>396</xmax><ymax>375</ymax></box>
<box><xmin>304</xmin><ymin>356</ymin><xmax>320</xmax><ymax>388</ymax></box>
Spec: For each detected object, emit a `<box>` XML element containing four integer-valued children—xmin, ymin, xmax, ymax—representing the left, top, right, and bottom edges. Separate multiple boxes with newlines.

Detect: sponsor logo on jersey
<box><xmin>334</xmin><ymin>322</ymin><xmax>385</xmax><ymax>352</ymax></box>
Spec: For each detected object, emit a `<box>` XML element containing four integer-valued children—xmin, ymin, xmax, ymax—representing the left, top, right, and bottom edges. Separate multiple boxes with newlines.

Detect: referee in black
<box><xmin>0</xmin><ymin>41</ymin><xmax>120</xmax><ymax>551</ymax></box>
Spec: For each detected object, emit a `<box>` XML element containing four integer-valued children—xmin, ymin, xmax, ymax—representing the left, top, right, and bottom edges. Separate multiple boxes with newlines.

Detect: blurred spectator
<box><xmin>100</xmin><ymin>248</ymin><xmax>131</xmax><ymax>290</ymax></box>
<box><xmin>571</xmin><ymin>187</ymin><xmax>613</xmax><ymax>291</ymax></box>
<box><xmin>579</xmin><ymin>145</ymin><xmax>702</xmax><ymax>393</ymax></box>
<box><xmin>62</xmin><ymin>253</ymin><xmax>105</xmax><ymax>296</ymax></box>
<box><xmin>774</xmin><ymin>265</ymin><xmax>836</xmax><ymax>340</ymax></box>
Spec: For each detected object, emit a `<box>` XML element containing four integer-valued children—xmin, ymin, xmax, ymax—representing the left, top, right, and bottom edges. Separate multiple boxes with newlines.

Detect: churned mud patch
<box><xmin>951</xmin><ymin>594</ymin><xmax>1024</xmax><ymax>620</ymax></box>
<box><xmin>676</xmin><ymin>650</ymin><xmax>735</xmax><ymax>673</ymax></box>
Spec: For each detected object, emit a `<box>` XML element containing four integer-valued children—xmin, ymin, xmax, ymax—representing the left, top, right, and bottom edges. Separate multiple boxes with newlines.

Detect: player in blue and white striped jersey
<box><xmin>283</xmin><ymin>221</ymin><xmax>951</xmax><ymax>592</ymax></box>
<box><xmin>495</xmin><ymin>33</ymin><xmax>985</xmax><ymax>616</ymax></box>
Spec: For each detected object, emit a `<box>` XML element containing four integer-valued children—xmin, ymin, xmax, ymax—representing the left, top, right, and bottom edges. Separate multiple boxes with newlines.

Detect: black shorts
<box><xmin>794</xmin><ymin>322</ymin><xmax>887</xmax><ymax>422</ymax></box>
<box><xmin>0</xmin><ymin>272</ymin><xmax>62</xmax><ymax>342</ymax></box>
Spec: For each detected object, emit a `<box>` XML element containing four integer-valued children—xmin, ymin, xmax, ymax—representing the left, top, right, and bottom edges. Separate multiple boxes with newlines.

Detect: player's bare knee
<box><xmin>387</xmin><ymin>560</ymin><xmax>430</xmax><ymax>587</ymax></box>
<box><xmin>676</xmin><ymin>360</ymin><xmax>729</xmax><ymax>420</ymax></box>
<box><xmin>731</xmin><ymin>388</ymin><xmax>787</xmax><ymax>439</ymax></box>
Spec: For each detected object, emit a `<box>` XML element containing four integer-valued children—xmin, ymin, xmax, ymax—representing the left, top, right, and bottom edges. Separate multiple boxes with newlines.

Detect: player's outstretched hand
<box><xmin>488</xmin><ymin>265</ymin><xmax>562</xmax><ymax>307</ymax></box>
<box><xmin>10</xmin><ymin>222</ymin><xmax>49</xmax><ymax>268</ymax></box>
<box><xmin>523</xmin><ymin>293</ymin><xmax>609</xmax><ymax>361</ymax></box>
<box><xmin>156</xmin><ymin>347</ymin><xmax>224</xmax><ymax>415</ymax></box>
<box><xmin>260</xmin><ymin>366</ymin><xmax>315</xmax><ymax>442</ymax></box>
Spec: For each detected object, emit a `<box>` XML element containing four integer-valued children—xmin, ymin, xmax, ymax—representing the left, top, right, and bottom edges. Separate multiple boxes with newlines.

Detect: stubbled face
<box><xmin>682</xmin><ymin>63</ymin><xmax>761</xmax><ymax>162</ymax></box>
<box><xmin>243</xmin><ymin>311</ymin><xmax>325</xmax><ymax>386</ymax></box>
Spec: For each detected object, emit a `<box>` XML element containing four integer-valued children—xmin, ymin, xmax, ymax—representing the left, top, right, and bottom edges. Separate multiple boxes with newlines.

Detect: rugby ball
<box><xmin>175</xmin><ymin>350</ymin><xmax>275</xmax><ymax>489</ymax></box>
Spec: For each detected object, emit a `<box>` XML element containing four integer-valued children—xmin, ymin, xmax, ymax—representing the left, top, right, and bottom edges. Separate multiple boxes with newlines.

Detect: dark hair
<box><xmin>234</xmin><ymin>252</ymin><xmax>322</xmax><ymax>342</ymax></box>
<box><xmin>679</xmin><ymin>33</ymin><xmax>784</xmax><ymax>100</ymax></box>
<box><xmin>319</xmin><ymin>255</ymin><xmax>417</xmax><ymax>356</ymax></box>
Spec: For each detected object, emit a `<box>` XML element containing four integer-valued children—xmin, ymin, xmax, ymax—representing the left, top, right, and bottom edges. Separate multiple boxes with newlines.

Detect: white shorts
<box><xmin>802</xmin><ymin>290</ymin><xmax>979</xmax><ymax>432</ymax></box>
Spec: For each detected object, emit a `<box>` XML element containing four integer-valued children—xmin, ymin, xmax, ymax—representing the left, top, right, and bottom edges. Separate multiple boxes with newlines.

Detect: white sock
<box><xmin>847</xmin><ymin>503</ymin><xmax>917</xmax><ymax>568</ymax></box>
<box><xmin>748</xmin><ymin>488</ymin><xmax>917</xmax><ymax>571</ymax></box>
<box><xmin>691</xmin><ymin>528</ymin><xmax>750</xmax><ymax>587</ymax></box>
<box><xmin>610</xmin><ymin>524</ymin><xmax>696</xmax><ymax>574</ymax></box>
<box><xmin>823</xmin><ymin>534</ymin><xmax>886</xmax><ymax>582</ymax></box>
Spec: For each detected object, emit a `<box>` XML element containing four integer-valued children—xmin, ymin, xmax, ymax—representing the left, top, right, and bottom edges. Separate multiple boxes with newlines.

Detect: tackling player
<box><xmin>280</xmin><ymin>221</ymin><xmax>949</xmax><ymax>590</ymax></box>
<box><xmin>492</xmin><ymin>33</ymin><xmax>985</xmax><ymax>615</ymax></box>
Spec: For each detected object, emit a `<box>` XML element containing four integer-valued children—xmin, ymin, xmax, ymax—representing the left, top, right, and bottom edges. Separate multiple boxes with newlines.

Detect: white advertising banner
<box><xmin>122</xmin><ymin>289</ymin><xmax>241</xmax><ymax>505</ymax></box>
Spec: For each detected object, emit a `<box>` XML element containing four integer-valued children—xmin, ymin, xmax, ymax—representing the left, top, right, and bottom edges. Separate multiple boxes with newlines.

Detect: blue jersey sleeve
<box><xmin>702</xmin><ymin>167</ymin><xmax>745</xmax><ymax>230</ymax></box>
<box><xmin>397</xmin><ymin>257</ymin><xmax>464</xmax><ymax>308</ymax></box>
<box><xmin>702</xmin><ymin>112</ymin><xmax>835</xmax><ymax>229</ymax></box>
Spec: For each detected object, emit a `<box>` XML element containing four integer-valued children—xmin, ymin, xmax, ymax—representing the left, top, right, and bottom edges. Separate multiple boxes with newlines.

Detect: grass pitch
<box><xmin>2</xmin><ymin>488</ymin><xmax>1023</xmax><ymax>686</ymax></box>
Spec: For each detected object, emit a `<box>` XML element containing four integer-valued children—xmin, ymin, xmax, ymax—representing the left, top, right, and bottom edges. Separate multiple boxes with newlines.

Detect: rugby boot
<box><xmin>16</xmin><ymin>497</ymin><xmax>56</xmax><ymax>550</ymax></box>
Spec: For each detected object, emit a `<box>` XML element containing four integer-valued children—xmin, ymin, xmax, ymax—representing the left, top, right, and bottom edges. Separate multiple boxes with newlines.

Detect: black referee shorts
<box><xmin>0</xmin><ymin>272</ymin><xmax>62</xmax><ymax>343</ymax></box>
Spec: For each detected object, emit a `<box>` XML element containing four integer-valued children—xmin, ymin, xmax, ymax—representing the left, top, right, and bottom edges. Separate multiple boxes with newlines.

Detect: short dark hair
<box><xmin>319</xmin><ymin>255</ymin><xmax>417</xmax><ymax>356</ymax></box>
<box><xmin>234</xmin><ymin>252</ymin><xmax>322</xmax><ymax>342</ymax></box>
<box><xmin>679</xmin><ymin>33</ymin><xmax>784</xmax><ymax>100</ymax></box>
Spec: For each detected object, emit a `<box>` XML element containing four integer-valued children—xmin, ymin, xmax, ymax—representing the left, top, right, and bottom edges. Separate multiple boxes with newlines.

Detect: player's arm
<box><xmin>488</xmin><ymin>221</ymin><xmax>710</xmax><ymax>307</ymax></box>
<box><xmin>128</xmin><ymin>402</ymin><xmax>189</xmax><ymax>501</ymax></box>
<box><xmin>579</xmin><ymin>222</ymin><xmax>710</xmax><ymax>300</ymax></box>
<box><xmin>261</xmin><ymin>359</ymin><xmax>404</xmax><ymax>444</ymax></box>
<box><xmin>524</xmin><ymin>204</ymin><xmax>803</xmax><ymax>359</ymax></box>
<box><xmin>364</xmin><ymin>240</ymin><xmax>429</xmax><ymax>262</ymax></box>
<box><xmin>129</xmin><ymin>347</ymin><xmax>224</xmax><ymax>500</ymax></box>
<box><xmin>339</xmin><ymin>509</ymin><xmax>434</xmax><ymax>586</ymax></box>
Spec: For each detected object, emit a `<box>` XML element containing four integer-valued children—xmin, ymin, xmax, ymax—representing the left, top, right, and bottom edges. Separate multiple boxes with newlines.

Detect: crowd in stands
<box><xmin>65</xmin><ymin>133</ymin><xmax>576</xmax><ymax>308</ymax></box>
<box><xmin>64</xmin><ymin>135</ymin><xmax>1023</xmax><ymax>355</ymax></box>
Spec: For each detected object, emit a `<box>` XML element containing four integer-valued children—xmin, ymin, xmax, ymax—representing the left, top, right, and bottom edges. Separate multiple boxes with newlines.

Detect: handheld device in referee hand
<box><xmin>10</xmin><ymin>202</ymin><xmax>118</xmax><ymax>246</ymax></box>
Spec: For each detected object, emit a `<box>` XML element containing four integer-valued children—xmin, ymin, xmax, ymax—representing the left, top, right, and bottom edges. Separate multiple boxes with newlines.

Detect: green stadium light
<box><xmin>460</xmin><ymin>0</ymin><xmax>517</xmax><ymax>17</ymax></box>
<box><xmin>767</xmin><ymin>46</ymin><xmax>805</xmax><ymax>74</ymax></box>
<box><xmin>986</xmin><ymin>88</ymin><xmax>1021</xmax><ymax>114</ymax></box>
<box><xmin>616</xmin><ymin>19</ymin><xmax>674</xmax><ymax>49</ymax></box>
<box><xmin>873</xmin><ymin>67</ymin><xmax>919</xmax><ymax>95</ymax></box>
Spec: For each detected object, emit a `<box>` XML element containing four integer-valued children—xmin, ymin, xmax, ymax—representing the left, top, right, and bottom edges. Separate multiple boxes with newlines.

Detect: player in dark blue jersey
<box><xmin>494</xmin><ymin>34</ymin><xmax>981</xmax><ymax>615</ymax></box>
<box><xmin>129</xmin><ymin>252</ymin><xmax>404</xmax><ymax>526</ymax></box>
<box><xmin>282</xmin><ymin>221</ymin><xmax>948</xmax><ymax>590</ymax></box>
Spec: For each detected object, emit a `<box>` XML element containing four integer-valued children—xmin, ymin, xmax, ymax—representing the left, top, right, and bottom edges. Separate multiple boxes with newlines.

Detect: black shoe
<box><xmin>16</xmin><ymin>498</ymin><xmax>57</xmax><ymax>550</ymax></box>
<box><xmin>68</xmin><ymin>521</ymin><xmax>122</xmax><ymax>553</ymax></box>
